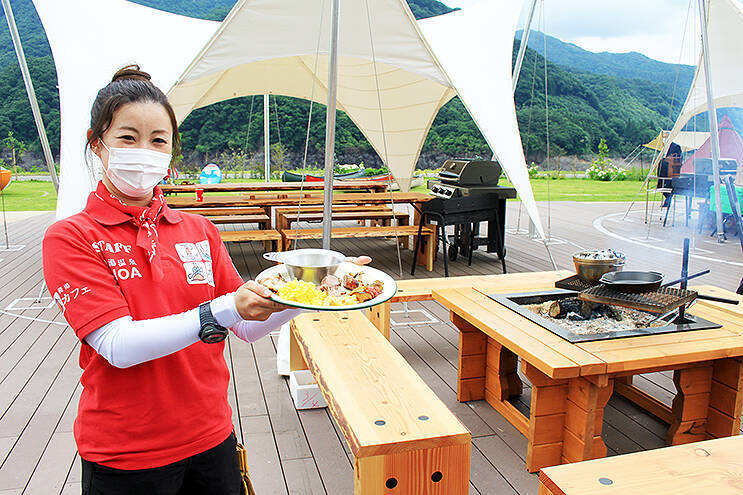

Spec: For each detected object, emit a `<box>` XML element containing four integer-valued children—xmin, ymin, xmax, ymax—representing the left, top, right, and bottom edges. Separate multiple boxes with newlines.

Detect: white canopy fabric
<box><xmin>32</xmin><ymin>0</ymin><xmax>219</xmax><ymax>220</ymax></box>
<box><xmin>665</xmin><ymin>0</ymin><xmax>743</xmax><ymax>154</ymax></box>
<box><xmin>168</xmin><ymin>0</ymin><xmax>545</xmax><ymax>238</ymax></box>
<box><xmin>418</xmin><ymin>1</ymin><xmax>544</xmax><ymax>238</ymax></box>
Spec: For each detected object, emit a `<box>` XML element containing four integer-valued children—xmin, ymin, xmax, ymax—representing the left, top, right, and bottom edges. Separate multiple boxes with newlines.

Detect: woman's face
<box><xmin>92</xmin><ymin>101</ymin><xmax>173</xmax><ymax>166</ymax></box>
<box><xmin>90</xmin><ymin>101</ymin><xmax>173</xmax><ymax>203</ymax></box>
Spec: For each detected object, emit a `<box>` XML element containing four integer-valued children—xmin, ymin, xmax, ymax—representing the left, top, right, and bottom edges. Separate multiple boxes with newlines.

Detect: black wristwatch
<box><xmin>198</xmin><ymin>302</ymin><xmax>229</xmax><ymax>343</ymax></box>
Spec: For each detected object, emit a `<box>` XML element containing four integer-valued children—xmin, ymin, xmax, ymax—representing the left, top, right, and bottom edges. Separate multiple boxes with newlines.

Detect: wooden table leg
<box><xmin>451</xmin><ymin>313</ymin><xmax>486</xmax><ymax>401</ymax></box>
<box><xmin>706</xmin><ymin>358</ymin><xmax>743</xmax><ymax>439</ymax></box>
<box><xmin>486</xmin><ymin>340</ymin><xmax>522</xmax><ymax>400</ymax></box>
<box><xmin>667</xmin><ymin>364</ymin><xmax>714</xmax><ymax>445</ymax></box>
<box><xmin>399</xmin><ymin>216</ymin><xmax>410</xmax><ymax>250</ymax></box>
<box><xmin>522</xmin><ymin>363</ymin><xmax>569</xmax><ymax>472</ymax></box>
<box><xmin>289</xmin><ymin>320</ymin><xmax>309</xmax><ymax>372</ymax></box>
<box><xmin>561</xmin><ymin>375</ymin><xmax>613</xmax><ymax>466</ymax></box>
<box><xmin>365</xmin><ymin>302</ymin><xmax>391</xmax><ymax>340</ymax></box>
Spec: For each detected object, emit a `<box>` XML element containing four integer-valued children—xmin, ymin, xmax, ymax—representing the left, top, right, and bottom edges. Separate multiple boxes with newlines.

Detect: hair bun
<box><xmin>111</xmin><ymin>64</ymin><xmax>152</xmax><ymax>83</ymax></box>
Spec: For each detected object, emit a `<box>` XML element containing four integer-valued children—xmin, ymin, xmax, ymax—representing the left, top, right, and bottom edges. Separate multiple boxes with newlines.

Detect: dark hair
<box><xmin>86</xmin><ymin>64</ymin><xmax>181</xmax><ymax>163</ymax></box>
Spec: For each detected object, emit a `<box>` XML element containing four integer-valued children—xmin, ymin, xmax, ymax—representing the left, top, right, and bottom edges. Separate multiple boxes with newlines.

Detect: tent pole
<box><xmin>512</xmin><ymin>0</ymin><xmax>538</xmax><ymax>93</ymax></box>
<box><xmin>322</xmin><ymin>0</ymin><xmax>340</xmax><ymax>250</ymax></box>
<box><xmin>2</xmin><ymin>0</ymin><xmax>59</xmax><ymax>193</ymax></box>
<box><xmin>698</xmin><ymin>0</ymin><xmax>725</xmax><ymax>242</ymax></box>
<box><xmin>264</xmin><ymin>94</ymin><xmax>270</xmax><ymax>183</ymax></box>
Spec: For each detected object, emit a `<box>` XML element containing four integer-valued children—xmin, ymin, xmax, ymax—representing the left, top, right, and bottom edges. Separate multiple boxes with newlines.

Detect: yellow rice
<box><xmin>277</xmin><ymin>280</ymin><xmax>357</xmax><ymax>306</ymax></box>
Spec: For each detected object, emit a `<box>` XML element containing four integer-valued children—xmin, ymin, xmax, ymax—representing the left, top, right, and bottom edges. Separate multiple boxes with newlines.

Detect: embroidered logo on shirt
<box><xmin>174</xmin><ymin>241</ymin><xmax>214</xmax><ymax>286</ymax></box>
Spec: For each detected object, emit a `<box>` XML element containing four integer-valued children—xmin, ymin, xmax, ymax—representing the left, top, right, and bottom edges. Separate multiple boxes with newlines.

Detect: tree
<box><xmin>2</xmin><ymin>131</ymin><xmax>26</xmax><ymax>173</ymax></box>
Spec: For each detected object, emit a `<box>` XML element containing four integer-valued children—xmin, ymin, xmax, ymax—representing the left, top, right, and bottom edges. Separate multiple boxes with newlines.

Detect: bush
<box><xmin>528</xmin><ymin>163</ymin><xmax>539</xmax><ymax>178</ymax></box>
<box><xmin>586</xmin><ymin>163</ymin><xmax>627</xmax><ymax>181</ymax></box>
<box><xmin>586</xmin><ymin>137</ymin><xmax>626</xmax><ymax>180</ymax></box>
<box><xmin>364</xmin><ymin>166</ymin><xmax>389</xmax><ymax>176</ymax></box>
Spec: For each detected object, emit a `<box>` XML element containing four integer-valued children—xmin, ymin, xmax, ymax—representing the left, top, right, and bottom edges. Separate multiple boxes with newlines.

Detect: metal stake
<box><xmin>512</xmin><ymin>0</ymin><xmax>538</xmax><ymax>93</ymax></box>
<box><xmin>264</xmin><ymin>94</ymin><xmax>270</xmax><ymax>182</ymax></box>
<box><xmin>322</xmin><ymin>0</ymin><xmax>341</xmax><ymax>250</ymax></box>
<box><xmin>698</xmin><ymin>0</ymin><xmax>725</xmax><ymax>243</ymax></box>
<box><xmin>1</xmin><ymin>0</ymin><xmax>59</xmax><ymax>192</ymax></box>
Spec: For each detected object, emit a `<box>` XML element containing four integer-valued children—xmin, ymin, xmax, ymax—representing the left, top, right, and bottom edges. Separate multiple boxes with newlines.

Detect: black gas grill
<box><xmin>412</xmin><ymin>159</ymin><xmax>516</xmax><ymax>276</ymax></box>
<box><xmin>428</xmin><ymin>159</ymin><xmax>507</xmax><ymax>199</ymax></box>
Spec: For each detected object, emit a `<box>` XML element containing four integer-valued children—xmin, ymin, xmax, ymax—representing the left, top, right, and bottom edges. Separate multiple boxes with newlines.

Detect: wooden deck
<box><xmin>0</xmin><ymin>201</ymin><xmax>740</xmax><ymax>494</ymax></box>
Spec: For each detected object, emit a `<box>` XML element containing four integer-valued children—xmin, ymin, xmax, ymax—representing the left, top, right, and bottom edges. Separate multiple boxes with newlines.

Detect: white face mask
<box><xmin>99</xmin><ymin>140</ymin><xmax>171</xmax><ymax>197</ymax></box>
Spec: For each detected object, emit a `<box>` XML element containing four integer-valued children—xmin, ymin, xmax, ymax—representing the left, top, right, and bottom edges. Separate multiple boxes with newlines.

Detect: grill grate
<box><xmin>554</xmin><ymin>275</ymin><xmax>595</xmax><ymax>292</ymax></box>
<box><xmin>578</xmin><ymin>285</ymin><xmax>697</xmax><ymax>314</ymax></box>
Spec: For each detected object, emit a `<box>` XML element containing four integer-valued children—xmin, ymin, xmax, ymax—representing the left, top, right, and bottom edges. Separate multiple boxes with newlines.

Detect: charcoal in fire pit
<box><xmin>548</xmin><ymin>298</ymin><xmax>623</xmax><ymax>321</ymax></box>
<box><xmin>548</xmin><ymin>298</ymin><xmax>583</xmax><ymax>318</ymax></box>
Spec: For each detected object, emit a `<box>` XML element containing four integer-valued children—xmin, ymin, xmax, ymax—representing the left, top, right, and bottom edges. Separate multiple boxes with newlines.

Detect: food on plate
<box><xmin>257</xmin><ymin>270</ymin><xmax>385</xmax><ymax>306</ymax></box>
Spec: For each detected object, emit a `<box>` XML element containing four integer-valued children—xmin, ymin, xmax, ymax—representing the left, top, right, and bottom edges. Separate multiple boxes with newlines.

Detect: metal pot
<box><xmin>599</xmin><ymin>271</ymin><xmax>664</xmax><ymax>293</ymax></box>
<box><xmin>572</xmin><ymin>251</ymin><xmax>625</xmax><ymax>284</ymax></box>
<box><xmin>263</xmin><ymin>249</ymin><xmax>346</xmax><ymax>285</ymax></box>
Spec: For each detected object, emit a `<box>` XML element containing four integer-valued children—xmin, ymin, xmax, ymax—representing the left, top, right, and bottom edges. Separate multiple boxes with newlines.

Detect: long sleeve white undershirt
<box><xmin>84</xmin><ymin>293</ymin><xmax>304</xmax><ymax>368</ymax></box>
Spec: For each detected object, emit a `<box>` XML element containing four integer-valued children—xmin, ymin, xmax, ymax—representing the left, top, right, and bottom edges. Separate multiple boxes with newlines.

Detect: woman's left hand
<box><xmin>345</xmin><ymin>256</ymin><xmax>372</xmax><ymax>265</ymax></box>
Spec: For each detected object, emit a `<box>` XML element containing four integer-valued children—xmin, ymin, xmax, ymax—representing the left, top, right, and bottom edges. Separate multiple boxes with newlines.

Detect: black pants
<box><xmin>81</xmin><ymin>432</ymin><xmax>242</xmax><ymax>495</ymax></box>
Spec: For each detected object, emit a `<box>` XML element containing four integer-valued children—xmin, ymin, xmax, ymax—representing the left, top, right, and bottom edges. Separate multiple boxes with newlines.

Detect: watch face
<box><xmin>200</xmin><ymin>324</ymin><xmax>228</xmax><ymax>343</ymax></box>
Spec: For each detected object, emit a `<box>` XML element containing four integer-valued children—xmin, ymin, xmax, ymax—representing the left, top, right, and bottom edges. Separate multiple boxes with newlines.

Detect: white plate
<box><xmin>255</xmin><ymin>262</ymin><xmax>397</xmax><ymax>311</ymax></box>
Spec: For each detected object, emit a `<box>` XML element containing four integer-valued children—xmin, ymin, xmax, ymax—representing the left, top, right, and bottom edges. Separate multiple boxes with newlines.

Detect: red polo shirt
<box><xmin>42</xmin><ymin>182</ymin><xmax>244</xmax><ymax>469</ymax></box>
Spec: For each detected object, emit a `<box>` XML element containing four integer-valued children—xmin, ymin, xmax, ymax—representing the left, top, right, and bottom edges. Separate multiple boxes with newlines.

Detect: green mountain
<box><xmin>516</xmin><ymin>30</ymin><xmax>695</xmax><ymax>99</ymax></box>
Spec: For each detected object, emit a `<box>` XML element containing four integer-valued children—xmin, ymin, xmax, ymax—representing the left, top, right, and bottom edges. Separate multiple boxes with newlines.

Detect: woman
<box><xmin>42</xmin><ymin>65</ymin><xmax>366</xmax><ymax>494</ymax></box>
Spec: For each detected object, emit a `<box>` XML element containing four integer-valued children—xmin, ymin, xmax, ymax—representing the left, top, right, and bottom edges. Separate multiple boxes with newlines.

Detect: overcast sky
<box><xmin>443</xmin><ymin>0</ymin><xmax>702</xmax><ymax>65</ymax></box>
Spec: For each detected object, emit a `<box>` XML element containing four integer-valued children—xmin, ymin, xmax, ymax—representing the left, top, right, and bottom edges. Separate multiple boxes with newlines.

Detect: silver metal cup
<box><xmin>263</xmin><ymin>249</ymin><xmax>346</xmax><ymax>285</ymax></box>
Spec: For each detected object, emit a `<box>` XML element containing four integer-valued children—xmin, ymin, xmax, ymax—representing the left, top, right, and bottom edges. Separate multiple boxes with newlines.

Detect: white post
<box><xmin>264</xmin><ymin>94</ymin><xmax>270</xmax><ymax>183</ymax></box>
<box><xmin>2</xmin><ymin>0</ymin><xmax>59</xmax><ymax>192</ymax></box>
<box><xmin>698</xmin><ymin>0</ymin><xmax>725</xmax><ymax>242</ymax></box>
<box><xmin>322</xmin><ymin>0</ymin><xmax>341</xmax><ymax>250</ymax></box>
<box><xmin>513</xmin><ymin>0</ymin><xmax>538</xmax><ymax>93</ymax></box>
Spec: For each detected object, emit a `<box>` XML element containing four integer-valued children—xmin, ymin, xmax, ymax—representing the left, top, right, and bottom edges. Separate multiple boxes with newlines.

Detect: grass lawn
<box><xmin>1</xmin><ymin>180</ymin><xmax>57</xmax><ymax>211</ymax></box>
<box><xmin>501</xmin><ymin>178</ymin><xmax>651</xmax><ymax>202</ymax></box>
<box><xmin>0</xmin><ymin>177</ymin><xmax>656</xmax><ymax>211</ymax></box>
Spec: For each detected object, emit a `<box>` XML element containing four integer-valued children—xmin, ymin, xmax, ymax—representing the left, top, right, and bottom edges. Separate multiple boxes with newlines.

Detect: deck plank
<box><xmin>3</xmin><ymin>203</ymin><xmax>742</xmax><ymax>494</ymax></box>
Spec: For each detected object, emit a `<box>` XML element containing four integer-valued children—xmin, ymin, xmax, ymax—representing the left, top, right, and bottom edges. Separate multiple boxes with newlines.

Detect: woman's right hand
<box><xmin>234</xmin><ymin>281</ymin><xmax>287</xmax><ymax>321</ymax></box>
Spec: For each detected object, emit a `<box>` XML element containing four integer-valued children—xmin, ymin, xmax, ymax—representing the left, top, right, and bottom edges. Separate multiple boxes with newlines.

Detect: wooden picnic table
<box><xmin>165</xmin><ymin>191</ymin><xmax>432</xmax><ymax>210</ymax></box>
<box><xmin>161</xmin><ymin>180</ymin><xmax>388</xmax><ymax>194</ymax></box>
<box><xmin>432</xmin><ymin>272</ymin><xmax>743</xmax><ymax>473</ymax></box>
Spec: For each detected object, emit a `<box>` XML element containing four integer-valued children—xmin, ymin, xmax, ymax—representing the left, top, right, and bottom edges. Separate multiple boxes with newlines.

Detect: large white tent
<box><xmin>31</xmin><ymin>0</ymin><xmax>219</xmax><ymax>220</ymax></box>
<box><xmin>166</xmin><ymin>0</ymin><xmax>545</xmax><ymax>238</ymax></box>
<box><xmin>665</xmin><ymin>0</ymin><xmax>743</xmax><ymax>151</ymax></box>
<box><xmin>33</xmin><ymin>0</ymin><xmax>545</xmax><ymax>238</ymax></box>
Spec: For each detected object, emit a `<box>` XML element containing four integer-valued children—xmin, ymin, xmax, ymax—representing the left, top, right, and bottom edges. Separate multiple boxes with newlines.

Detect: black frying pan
<box><xmin>599</xmin><ymin>271</ymin><xmax>663</xmax><ymax>293</ymax></box>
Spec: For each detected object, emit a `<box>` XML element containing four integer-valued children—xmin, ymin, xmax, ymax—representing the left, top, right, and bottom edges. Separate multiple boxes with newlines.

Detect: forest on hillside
<box><xmin>0</xmin><ymin>0</ymin><xmax>703</xmax><ymax>171</ymax></box>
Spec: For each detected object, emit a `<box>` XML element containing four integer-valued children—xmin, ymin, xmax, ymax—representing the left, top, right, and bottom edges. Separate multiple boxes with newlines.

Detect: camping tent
<box><xmin>644</xmin><ymin>130</ymin><xmax>710</xmax><ymax>152</ymax></box>
<box><xmin>31</xmin><ymin>0</ymin><xmax>219</xmax><ymax>220</ymax></box>
<box><xmin>167</xmin><ymin>0</ymin><xmax>545</xmax><ymax>238</ymax></box>
<box><xmin>33</xmin><ymin>0</ymin><xmax>545</xmax><ymax>238</ymax></box>
<box><xmin>680</xmin><ymin>114</ymin><xmax>743</xmax><ymax>172</ymax></box>
<box><xmin>665</xmin><ymin>0</ymin><xmax>743</xmax><ymax>151</ymax></box>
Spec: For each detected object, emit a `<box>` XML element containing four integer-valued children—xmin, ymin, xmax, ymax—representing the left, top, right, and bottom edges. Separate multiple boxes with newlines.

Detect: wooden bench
<box><xmin>276</xmin><ymin>208</ymin><xmax>408</xmax><ymax>230</ymax></box>
<box><xmin>219</xmin><ymin>229</ymin><xmax>282</xmax><ymax>252</ymax></box>
<box><xmin>174</xmin><ymin>207</ymin><xmax>267</xmax><ymax>216</ymax></box>
<box><xmin>538</xmin><ymin>435</ymin><xmax>743</xmax><ymax>494</ymax></box>
<box><xmin>278</xmin><ymin>210</ymin><xmax>411</xmax><ymax>248</ymax></box>
<box><xmin>206</xmin><ymin>214</ymin><xmax>271</xmax><ymax>228</ymax></box>
<box><xmin>281</xmin><ymin>225</ymin><xmax>436</xmax><ymax>271</ymax></box>
<box><xmin>290</xmin><ymin>311</ymin><xmax>471</xmax><ymax>494</ymax></box>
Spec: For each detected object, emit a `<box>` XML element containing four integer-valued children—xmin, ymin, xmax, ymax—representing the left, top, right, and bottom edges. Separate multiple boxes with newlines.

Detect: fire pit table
<box><xmin>432</xmin><ymin>271</ymin><xmax>743</xmax><ymax>473</ymax></box>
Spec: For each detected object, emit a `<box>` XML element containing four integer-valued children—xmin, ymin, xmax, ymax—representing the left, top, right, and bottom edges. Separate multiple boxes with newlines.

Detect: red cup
<box><xmin>196</xmin><ymin>188</ymin><xmax>204</xmax><ymax>202</ymax></box>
